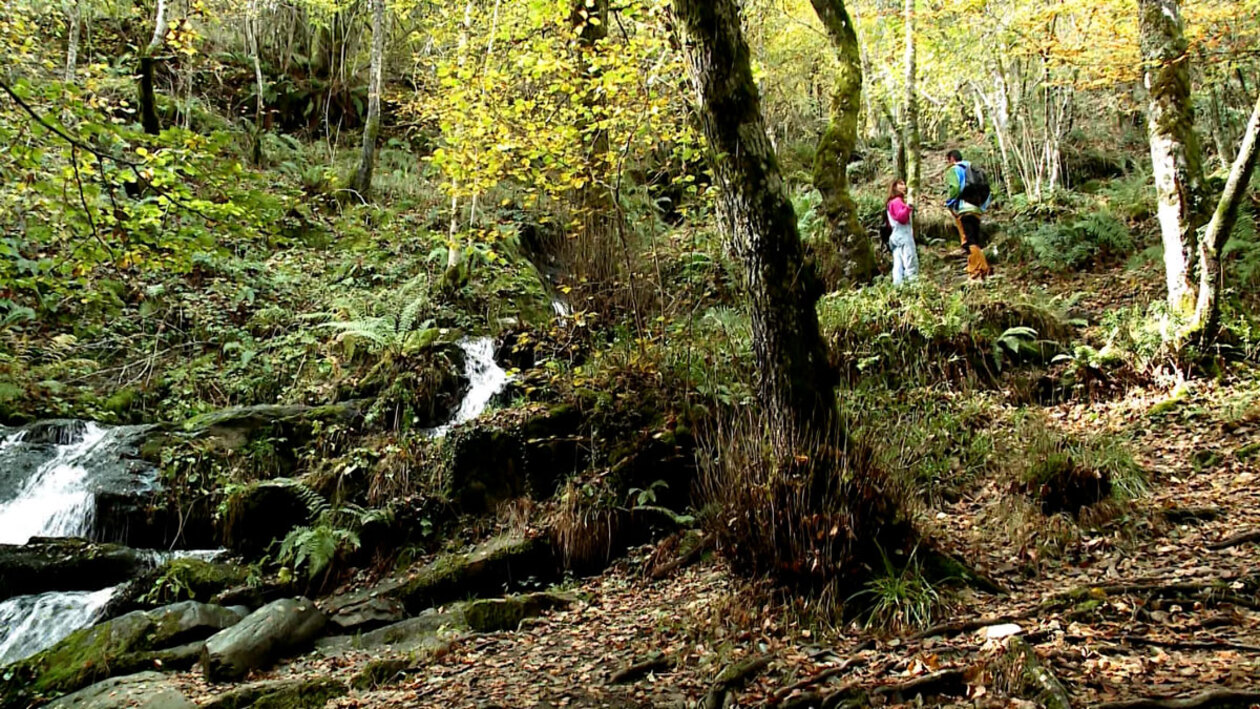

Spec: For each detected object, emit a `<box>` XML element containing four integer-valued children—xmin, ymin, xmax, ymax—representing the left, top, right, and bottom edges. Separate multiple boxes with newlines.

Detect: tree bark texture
<box><xmin>63</xmin><ymin>0</ymin><xmax>80</xmax><ymax>84</ymax></box>
<box><xmin>672</xmin><ymin>0</ymin><xmax>838</xmax><ymax>437</ymax></box>
<box><xmin>1140</xmin><ymin>0</ymin><xmax>1208</xmax><ymax>311</ymax></box>
<box><xmin>352</xmin><ymin>0</ymin><xmax>386</xmax><ymax>198</ymax></box>
<box><xmin>809</xmin><ymin>0</ymin><xmax>875</xmax><ymax>287</ymax></box>
<box><xmin>1189</xmin><ymin>89</ymin><xmax>1260</xmax><ymax>345</ymax></box>
<box><xmin>902</xmin><ymin>0</ymin><xmax>921</xmax><ymax>204</ymax></box>
<box><xmin>138</xmin><ymin>0</ymin><xmax>169</xmax><ymax>135</ymax></box>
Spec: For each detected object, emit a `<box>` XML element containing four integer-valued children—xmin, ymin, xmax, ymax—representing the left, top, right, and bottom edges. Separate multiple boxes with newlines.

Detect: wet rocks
<box><xmin>0</xmin><ymin>538</ymin><xmax>151</xmax><ymax>602</ymax></box>
<box><xmin>0</xmin><ymin>601</ymin><xmax>245</xmax><ymax>708</ymax></box>
<box><xmin>44</xmin><ymin>672</ymin><xmax>195</xmax><ymax>709</ymax></box>
<box><xmin>201</xmin><ymin>597</ymin><xmax>327</xmax><ymax>682</ymax></box>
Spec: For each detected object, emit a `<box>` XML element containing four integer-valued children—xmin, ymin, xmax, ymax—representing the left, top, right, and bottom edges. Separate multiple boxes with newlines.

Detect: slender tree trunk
<box><xmin>246</xmin><ymin>0</ymin><xmax>267</xmax><ymax>165</ymax></box>
<box><xmin>64</xmin><ymin>0</ymin><xmax>81</xmax><ymax>83</ymax></box>
<box><xmin>139</xmin><ymin>0</ymin><xmax>169</xmax><ymax>135</ymax></box>
<box><xmin>902</xmin><ymin>0</ymin><xmax>920</xmax><ymax>204</ymax></box>
<box><xmin>810</xmin><ymin>0</ymin><xmax>875</xmax><ymax>287</ymax></box>
<box><xmin>1189</xmin><ymin>90</ymin><xmax>1260</xmax><ymax>346</ymax></box>
<box><xmin>352</xmin><ymin>0</ymin><xmax>386</xmax><ymax>198</ymax></box>
<box><xmin>672</xmin><ymin>0</ymin><xmax>838</xmax><ymax>438</ymax></box>
<box><xmin>1139</xmin><ymin>0</ymin><xmax>1208</xmax><ymax>312</ymax></box>
<box><xmin>1208</xmin><ymin>83</ymin><xmax>1235</xmax><ymax>171</ymax></box>
<box><xmin>991</xmin><ymin>73</ymin><xmax>1017</xmax><ymax>196</ymax></box>
<box><xmin>446</xmin><ymin>0</ymin><xmax>476</xmax><ymax>272</ymax></box>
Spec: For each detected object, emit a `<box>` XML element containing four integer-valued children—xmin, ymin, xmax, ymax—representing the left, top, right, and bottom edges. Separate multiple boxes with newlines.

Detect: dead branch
<box><xmin>764</xmin><ymin>656</ymin><xmax>867</xmax><ymax>706</ymax></box>
<box><xmin>910</xmin><ymin>613</ymin><xmax>1033</xmax><ymax>640</ymax></box>
<box><xmin>1092</xmin><ymin>689</ymin><xmax>1260</xmax><ymax>709</ymax></box>
<box><xmin>1207</xmin><ymin>529</ymin><xmax>1260</xmax><ymax>550</ymax></box>
<box><xmin>871</xmin><ymin>668</ymin><xmax>969</xmax><ymax>702</ymax></box>
<box><xmin>1119</xmin><ymin>635</ymin><xmax>1260</xmax><ymax>653</ymax></box>
<box><xmin>608</xmin><ymin>651</ymin><xmax>671</xmax><ymax>685</ymax></box>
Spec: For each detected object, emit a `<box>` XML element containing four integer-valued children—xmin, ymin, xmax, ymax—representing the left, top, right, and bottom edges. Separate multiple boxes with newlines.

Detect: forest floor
<box><xmin>165</xmin><ymin>250</ymin><xmax>1260</xmax><ymax>708</ymax></box>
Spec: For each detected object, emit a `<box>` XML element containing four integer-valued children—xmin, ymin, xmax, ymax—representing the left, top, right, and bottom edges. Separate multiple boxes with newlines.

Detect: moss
<box><xmin>462</xmin><ymin>591</ymin><xmax>573</xmax><ymax>632</ymax></box>
<box><xmin>203</xmin><ymin>678</ymin><xmax>348</xmax><ymax>709</ymax></box>
<box><xmin>350</xmin><ymin>658</ymin><xmax>412</xmax><ymax>690</ymax></box>
<box><xmin>398</xmin><ymin>536</ymin><xmax>552</xmax><ymax>613</ymax></box>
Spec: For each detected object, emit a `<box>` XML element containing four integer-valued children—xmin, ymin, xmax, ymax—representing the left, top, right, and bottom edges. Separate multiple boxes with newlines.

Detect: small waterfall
<box><xmin>0</xmin><ymin>423</ymin><xmax>111</xmax><ymax>545</ymax></box>
<box><xmin>429</xmin><ymin>336</ymin><xmax>509</xmax><ymax>437</ymax></box>
<box><xmin>0</xmin><ymin>587</ymin><xmax>118</xmax><ymax>665</ymax></box>
<box><xmin>551</xmin><ymin>298</ymin><xmax>572</xmax><ymax>317</ymax></box>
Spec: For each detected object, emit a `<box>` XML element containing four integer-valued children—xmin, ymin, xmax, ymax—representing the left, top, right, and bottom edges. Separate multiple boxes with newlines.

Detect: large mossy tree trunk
<box><xmin>138</xmin><ymin>0</ymin><xmax>169</xmax><ymax>136</ymax></box>
<box><xmin>672</xmin><ymin>0</ymin><xmax>837</xmax><ymax>438</ymax></box>
<box><xmin>1139</xmin><ymin>0</ymin><xmax>1208</xmax><ymax>312</ymax></box>
<box><xmin>809</xmin><ymin>0</ymin><xmax>875</xmax><ymax>287</ymax></box>
<box><xmin>351</xmin><ymin>0</ymin><xmax>386</xmax><ymax>199</ymax></box>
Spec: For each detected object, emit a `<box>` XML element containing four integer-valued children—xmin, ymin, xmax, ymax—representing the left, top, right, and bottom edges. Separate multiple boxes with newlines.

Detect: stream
<box><xmin>0</xmin><ymin>335</ymin><xmax>509</xmax><ymax>667</ymax></box>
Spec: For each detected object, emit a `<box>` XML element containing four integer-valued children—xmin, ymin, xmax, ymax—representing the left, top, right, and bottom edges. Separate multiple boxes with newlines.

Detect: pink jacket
<box><xmin>887</xmin><ymin>196</ymin><xmax>913</xmax><ymax>225</ymax></box>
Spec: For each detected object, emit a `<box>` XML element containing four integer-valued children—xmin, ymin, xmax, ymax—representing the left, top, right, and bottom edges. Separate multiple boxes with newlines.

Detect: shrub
<box><xmin>696</xmin><ymin>413</ymin><xmax>913</xmax><ymax>594</ymax></box>
<box><xmin>850</xmin><ymin>546</ymin><xmax>947</xmax><ymax>633</ymax></box>
<box><xmin>1010</xmin><ymin>418</ymin><xmax>1147</xmax><ymax>516</ymax></box>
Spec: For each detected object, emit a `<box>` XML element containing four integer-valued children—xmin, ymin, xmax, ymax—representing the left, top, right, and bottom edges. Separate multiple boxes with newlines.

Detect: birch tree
<box><xmin>902</xmin><ymin>0</ymin><xmax>921</xmax><ymax>203</ymax></box>
<box><xmin>1139</xmin><ymin>0</ymin><xmax>1208</xmax><ymax>312</ymax></box>
<box><xmin>352</xmin><ymin>0</ymin><xmax>386</xmax><ymax>198</ymax></box>
<box><xmin>139</xmin><ymin>0</ymin><xmax>169</xmax><ymax>135</ymax></box>
<box><xmin>63</xmin><ymin>0</ymin><xmax>81</xmax><ymax>84</ymax></box>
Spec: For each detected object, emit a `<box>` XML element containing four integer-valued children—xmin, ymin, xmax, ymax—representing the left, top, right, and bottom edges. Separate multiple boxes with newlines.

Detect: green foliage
<box><xmin>321</xmin><ymin>274</ymin><xmax>444</xmax><ymax>360</ymax></box>
<box><xmin>1020</xmin><ymin>210</ymin><xmax>1135</xmax><ymax>272</ymax></box>
<box><xmin>849</xmin><ymin>546</ymin><xmax>945</xmax><ymax>633</ymax></box>
<box><xmin>275</xmin><ymin>500</ymin><xmax>391</xmax><ymax>581</ymax></box>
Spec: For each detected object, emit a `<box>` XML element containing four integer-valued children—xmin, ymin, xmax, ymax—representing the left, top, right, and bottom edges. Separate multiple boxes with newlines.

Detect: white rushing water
<box><xmin>0</xmin><ymin>423</ymin><xmax>111</xmax><ymax>545</ymax></box>
<box><xmin>0</xmin><ymin>586</ymin><xmax>118</xmax><ymax>665</ymax></box>
<box><xmin>429</xmin><ymin>336</ymin><xmax>509</xmax><ymax>437</ymax></box>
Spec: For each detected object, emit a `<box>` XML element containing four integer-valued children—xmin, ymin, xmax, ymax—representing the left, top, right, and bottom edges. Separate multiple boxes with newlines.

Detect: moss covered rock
<box><xmin>44</xmin><ymin>672</ymin><xmax>195</xmax><ymax>709</ymax></box>
<box><xmin>0</xmin><ymin>538</ymin><xmax>152</xmax><ymax>602</ymax></box>
<box><xmin>221</xmin><ymin>479</ymin><xmax>319</xmax><ymax>558</ymax></box>
<box><xmin>398</xmin><ymin>534</ymin><xmax>555</xmax><ymax>613</ymax></box>
<box><xmin>462</xmin><ymin>591</ymin><xmax>573</xmax><ymax>632</ymax></box>
<box><xmin>0</xmin><ymin>602</ymin><xmax>245</xmax><ymax>708</ymax></box>
<box><xmin>110</xmin><ymin>558</ymin><xmax>251</xmax><ymax>615</ymax></box>
<box><xmin>201</xmin><ymin>677</ymin><xmax>347</xmax><ymax>709</ymax></box>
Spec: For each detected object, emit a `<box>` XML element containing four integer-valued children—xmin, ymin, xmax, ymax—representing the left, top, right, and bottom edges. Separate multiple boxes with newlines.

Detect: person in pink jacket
<box><xmin>886</xmin><ymin>179</ymin><xmax>919</xmax><ymax>285</ymax></box>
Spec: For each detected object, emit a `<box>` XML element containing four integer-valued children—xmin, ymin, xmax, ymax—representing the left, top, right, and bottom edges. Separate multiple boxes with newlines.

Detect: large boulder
<box><xmin>0</xmin><ymin>602</ymin><xmax>245</xmax><ymax>708</ymax></box>
<box><xmin>315</xmin><ymin>609</ymin><xmax>463</xmax><ymax>655</ymax></box>
<box><xmin>201</xmin><ymin>678</ymin><xmax>347</xmax><ymax>709</ymax></box>
<box><xmin>201</xmin><ymin>597</ymin><xmax>327</xmax><ymax>682</ymax></box>
<box><xmin>0</xmin><ymin>538</ymin><xmax>151</xmax><ymax>602</ymax></box>
<box><xmin>398</xmin><ymin>534</ymin><xmax>555</xmax><ymax>612</ymax></box>
<box><xmin>44</xmin><ymin>672</ymin><xmax>194</xmax><ymax>709</ymax></box>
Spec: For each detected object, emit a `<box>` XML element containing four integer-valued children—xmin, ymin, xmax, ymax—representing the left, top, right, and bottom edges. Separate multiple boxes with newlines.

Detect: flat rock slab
<box><xmin>315</xmin><ymin>609</ymin><xmax>464</xmax><ymax>655</ymax></box>
<box><xmin>202</xmin><ymin>597</ymin><xmax>326</xmax><ymax>682</ymax></box>
<box><xmin>201</xmin><ymin>677</ymin><xmax>347</xmax><ymax>709</ymax></box>
<box><xmin>45</xmin><ymin>672</ymin><xmax>194</xmax><ymax>709</ymax></box>
<box><xmin>0</xmin><ymin>538</ymin><xmax>152</xmax><ymax>602</ymax></box>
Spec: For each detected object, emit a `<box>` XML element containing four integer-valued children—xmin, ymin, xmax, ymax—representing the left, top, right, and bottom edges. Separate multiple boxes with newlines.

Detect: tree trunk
<box><xmin>63</xmin><ymin>0</ymin><xmax>80</xmax><ymax>83</ymax></box>
<box><xmin>246</xmin><ymin>0</ymin><xmax>267</xmax><ymax>165</ymax></box>
<box><xmin>809</xmin><ymin>0</ymin><xmax>875</xmax><ymax>287</ymax></box>
<box><xmin>1139</xmin><ymin>0</ymin><xmax>1208</xmax><ymax>312</ymax></box>
<box><xmin>139</xmin><ymin>0</ymin><xmax>168</xmax><ymax>135</ymax></box>
<box><xmin>672</xmin><ymin>0</ymin><xmax>838</xmax><ymax>438</ymax></box>
<box><xmin>352</xmin><ymin>0</ymin><xmax>386</xmax><ymax>198</ymax></box>
<box><xmin>1188</xmin><ymin>90</ymin><xmax>1260</xmax><ymax>346</ymax></box>
<box><xmin>1208</xmin><ymin>83</ymin><xmax>1235</xmax><ymax>171</ymax></box>
<box><xmin>902</xmin><ymin>0</ymin><xmax>920</xmax><ymax>204</ymax></box>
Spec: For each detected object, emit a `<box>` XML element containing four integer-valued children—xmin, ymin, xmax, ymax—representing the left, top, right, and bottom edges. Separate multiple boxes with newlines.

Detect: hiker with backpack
<box><xmin>944</xmin><ymin>150</ymin><xmax>992</xmax><ymax>280</ymax></box>
<box><xmin>886</xmin><ymin>179</ymin><xmax>919</xmax><ymax>285</ymax></box>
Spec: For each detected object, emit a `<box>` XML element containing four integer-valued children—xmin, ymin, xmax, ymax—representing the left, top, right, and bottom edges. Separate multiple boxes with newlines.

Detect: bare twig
<box><xmin>1092</xmin><ymin>689</ymin><xmax>1260</xmax><ymax>709</ymax></box>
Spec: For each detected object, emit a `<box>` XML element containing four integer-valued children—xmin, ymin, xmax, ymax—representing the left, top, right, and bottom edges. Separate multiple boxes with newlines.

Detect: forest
<box><xmin>0</xmin><ymin>0</ymin><xmax>1259</xmax><ymax>707</ymax></box>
